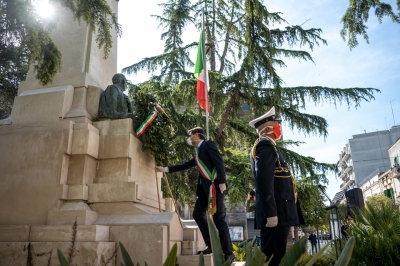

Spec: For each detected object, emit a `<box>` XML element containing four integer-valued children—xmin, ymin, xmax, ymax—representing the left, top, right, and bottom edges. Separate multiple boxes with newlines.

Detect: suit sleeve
<box><xmin>168</xmin><ymin>158</ymin><xmax>196</xmax><ymax>173</ymax></box>
<box><xmin>256</xmin><ymin>142</ymin><xmax>277</xmax><ymax>218</ymax></box>
<box><xmin>205</xmin><ymin>141</ymin><xmax>226</xmax><ymax>184</ymax></box>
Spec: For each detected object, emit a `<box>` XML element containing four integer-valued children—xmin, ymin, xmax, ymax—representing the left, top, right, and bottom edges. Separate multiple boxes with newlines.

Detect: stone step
<box><xmin>183</xmin><ymin>227</ymin><xmax>197</xmax><ymax>241</ymax></box>
<box><xmin>0</xmin><ymin>241</ymin><xmax>116</xmax><ymax>266</ymax></box>
<box><xmin>29</xmin><ymin>225</ymin><xmax>109</xmax><ymax>242</ymax></box>
<box><xmin>181</xmin><ymin>240</ymin><xmax>207</xmax><ymax>255</ymax></box>
<box><xmin>47</xmin><ymin>202</ymin><xmax>99</xmax><ymax>225</ymax></box>
<box><xmin>176</xmin><ymin>254</ymin><xmax>243</xmax><ymax>266</ymax></box>
<box><xmin>183</xmin><ymin>226</ymin><xmax>206</xmax><ymax>242</ymax></box>
<box><xmin>0</xmin><ymin>226</ymin><xmax>29</xmax><ymax>242</ymax></box>
<box><xmin>177</xmin><ymin>254</ymin><xmax>213</xmax><ymax>266</ymax></box>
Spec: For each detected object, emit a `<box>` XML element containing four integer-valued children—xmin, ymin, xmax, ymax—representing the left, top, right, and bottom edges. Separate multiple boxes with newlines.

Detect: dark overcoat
<box><xmin>250</xmin><ymin>137</ymin><xmax>304</xmax><ymax>229</ymax></box>
<box><xmin>168</xmin><ymin>140</ymin><xmax>226</xmax><ymax>195</ymax></box>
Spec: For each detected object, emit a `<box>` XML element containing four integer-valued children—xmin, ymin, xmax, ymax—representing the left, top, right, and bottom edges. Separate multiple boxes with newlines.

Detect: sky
<box><xmin>37</xmin><ymin>0</ymin><xmax>400</xmax><ymax>201</ymax></box>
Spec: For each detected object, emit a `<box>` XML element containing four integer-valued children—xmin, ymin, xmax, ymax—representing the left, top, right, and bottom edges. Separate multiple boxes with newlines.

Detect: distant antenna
<box><xmin>390</xmin><ymin>99</ymin><xmax>396</xmax><ymax>126</ymax></box>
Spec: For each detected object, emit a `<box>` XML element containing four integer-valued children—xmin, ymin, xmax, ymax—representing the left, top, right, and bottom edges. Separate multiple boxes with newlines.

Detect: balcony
<box><xmin>392</xmin><ymin>167</ymin><xmax>400</xmax><ymax>179</ymax></box>
<box><xmin>344</xmin><ymin>165</ymin><xmax>353</xmax><ymax>174</ymax></box>
<box><xmin>339</xmin><ymin>171</ymin><xmax>346</xmax><ymax>180</ymax></box>
<box><xmin>341</xmin><ymin>151</ymin><xmax>350</xmax><ymax>162</ymax></box>
<box><xmin>340</xmin><ymin>178</ymin><xmax>355</xmax><ymax>191</ymax></box>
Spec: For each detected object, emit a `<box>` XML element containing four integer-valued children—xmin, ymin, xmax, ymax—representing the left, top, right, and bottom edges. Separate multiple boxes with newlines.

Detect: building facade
<box><xmin>338</xmin><ymin>126</ymin><xmax>400</xmax><ymax>192</ymax></box>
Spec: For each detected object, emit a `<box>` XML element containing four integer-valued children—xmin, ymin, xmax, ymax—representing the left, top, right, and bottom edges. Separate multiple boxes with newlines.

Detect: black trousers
<box><xmin>192</xmin><ymin>188</ymin><xmax>233</xmax><ymax>255</ymax></box>
<box><xmin>260</xmin><ymin>226</ymin><xmax>290</xmax><ymax>266</ymax></box>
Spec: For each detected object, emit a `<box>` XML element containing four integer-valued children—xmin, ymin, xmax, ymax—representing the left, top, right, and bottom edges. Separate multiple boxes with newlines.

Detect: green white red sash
<box><xmin>135</xmin><ymin>103</ymin><xmax>169</xmax><ymax>137</ymax></box>
<box><xmin>136</xmin><ymin>108</ymin><xmax>158</xmax><ymax>137</ymax></box>
<box><xmin>195</xmin><ymin>155</ymin><xmax>218</xmax><ymax>215</ymax></box>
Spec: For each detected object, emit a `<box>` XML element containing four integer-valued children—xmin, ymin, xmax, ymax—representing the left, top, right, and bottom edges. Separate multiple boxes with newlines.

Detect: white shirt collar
<box><xmin>197</xmin><ymin>140</ymin><xmax>204</xmax><ymax>148</ymax></box>
<box><xmin>260</xmin><ymin>134</ymin><xmax>276</xmax><ymax>145</ymax></box>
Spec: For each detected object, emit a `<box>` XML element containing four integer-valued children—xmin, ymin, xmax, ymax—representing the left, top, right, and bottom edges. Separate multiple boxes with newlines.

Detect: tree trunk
<box><xmin>215</xmin><ymin>84</ymin><xmax>237</xmax><ymax>141</ymax></box>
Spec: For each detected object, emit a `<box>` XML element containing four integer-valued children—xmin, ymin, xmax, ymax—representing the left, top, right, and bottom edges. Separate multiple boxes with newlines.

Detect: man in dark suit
<box><xmin>308</xmin><ymin>232</ymin><xmax>317</xmax><ymax>254</ymax></box>
<box><xmin>156</xmin><ymin>127</ymin><xmax>234</xmax><ymax>262</ymax></box>
<box><xmin>249</xmin><ymin>107</ymin><xmax>304</xmax><ymax>266</ymax></box>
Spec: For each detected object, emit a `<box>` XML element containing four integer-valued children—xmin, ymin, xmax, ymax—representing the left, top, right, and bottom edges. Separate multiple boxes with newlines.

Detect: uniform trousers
<box><xmin>192</xmin><ymin>188</ymin><xmax>233</xmax><ymax>255</ymax></box>
<box><xmin>260</xmin><ymin>225</ymin><xmax>290</xmax><ymax>266</ymax></box>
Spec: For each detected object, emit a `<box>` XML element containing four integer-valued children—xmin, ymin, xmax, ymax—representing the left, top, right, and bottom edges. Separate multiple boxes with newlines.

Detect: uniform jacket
<box><xmin>168</xmin><ymin>140</ymin><xmax>226</xmax><ymax>195</ymax></box>
<box><xmin>250</xmin><ymin>137</ymin><xmax>304</xmax><ymax>228</ymax></box>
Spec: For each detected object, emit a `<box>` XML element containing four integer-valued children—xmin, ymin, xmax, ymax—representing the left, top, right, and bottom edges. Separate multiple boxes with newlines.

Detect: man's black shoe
<box><xmin>224</xmin><ymin>253</ymin><xmax>235</xmax><ymax>264</ymax></box>
<box><xmin>196</xmin><ymin>247</ymin><xmax>212</xmax><ymax>255</ymax></box>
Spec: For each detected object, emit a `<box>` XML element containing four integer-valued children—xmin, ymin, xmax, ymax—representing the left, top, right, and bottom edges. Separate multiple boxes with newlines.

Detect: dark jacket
<box><xmin>250</xmin><ymin>137</ymin><xmax>304</xmax><ymax>228</ymax></box>
<box><xmin>168</xmin><ymin>140</ymin><xmax>226</xmax><ymax>195</ymax></box>
<box><xmin>308</xmin><ymin>234</ymin><xmax>317</xmax><ymax>244</ymax></box>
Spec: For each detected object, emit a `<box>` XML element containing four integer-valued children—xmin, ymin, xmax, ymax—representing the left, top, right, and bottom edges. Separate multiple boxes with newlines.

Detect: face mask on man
<box><xmin>258</xmin><ymin>124</ymin><xmax>282</xmax><ymax>140</ymax></box>
<box><xmin>186</xmin><ymin>136</ymin><xmax>193</xmax><ymax>146</ymax></box>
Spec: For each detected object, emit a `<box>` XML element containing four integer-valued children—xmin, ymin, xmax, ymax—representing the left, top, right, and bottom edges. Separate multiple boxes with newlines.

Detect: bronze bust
<box><xmin>98</xmin><ymin>73</ymin><xmax>133</xmax><ymax>119</ymax></box>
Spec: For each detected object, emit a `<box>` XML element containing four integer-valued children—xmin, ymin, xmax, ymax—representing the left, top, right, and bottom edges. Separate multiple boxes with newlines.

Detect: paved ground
<box><xmin>308</xmin><ymin>240</ymin><xmax>330</xmax><ymax>254</ymax></box>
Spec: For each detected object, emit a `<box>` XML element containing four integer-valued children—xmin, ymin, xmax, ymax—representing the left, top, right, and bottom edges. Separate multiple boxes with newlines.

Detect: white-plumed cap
<box><xmin>249</xmin><ymin>106</ymin><xmax>282</xmax><ymax>128</ymax></box>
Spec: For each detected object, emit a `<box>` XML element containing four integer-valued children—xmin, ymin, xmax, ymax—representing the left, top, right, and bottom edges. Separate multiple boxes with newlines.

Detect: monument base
<box><xmin>0</xmin><ymin>85</ymin><xmax>216</xmax><ymax>265</ymax></box>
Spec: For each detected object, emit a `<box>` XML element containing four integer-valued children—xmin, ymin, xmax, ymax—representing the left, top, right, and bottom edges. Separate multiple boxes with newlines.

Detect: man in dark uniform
<box><xmin>156</xmin><ymin>127</ymin><xmax>235</xmax><ymax>263</ymax></box>
<box><xmin>249</xmin><ymin>107</ymin><xmax>304</xmax><ymax>266</ymax></box>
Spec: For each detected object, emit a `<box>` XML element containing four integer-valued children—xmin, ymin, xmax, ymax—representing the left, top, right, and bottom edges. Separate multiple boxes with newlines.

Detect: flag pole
<box><xmin>202</xmin><ymin>7</ymin><xmax>210</xmax><ymax>140</ymax></box>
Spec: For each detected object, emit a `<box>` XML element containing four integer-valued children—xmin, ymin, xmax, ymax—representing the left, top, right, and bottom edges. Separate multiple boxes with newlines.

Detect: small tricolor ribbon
<box><xmin>135</xmin><ymin>103</ymin><xmax>169</xmax><ymax>137</ymax></box>
<box><xmin>195</xmin><ymin>155</ymin><xmax>218</xmax><ymax>215</ymax></box>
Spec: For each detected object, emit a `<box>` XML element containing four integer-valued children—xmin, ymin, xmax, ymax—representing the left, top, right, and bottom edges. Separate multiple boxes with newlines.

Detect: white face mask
<box><xmin>187</xmin><ymin>136</ymin><xmax>193</xmax><ymax>146</ymax></box>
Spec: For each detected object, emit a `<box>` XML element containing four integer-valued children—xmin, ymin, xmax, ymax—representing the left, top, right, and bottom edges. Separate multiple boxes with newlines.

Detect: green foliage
<box><xmin>365</xmin><ymin>192</ymin><xmax>393</xmax><ymax>210</ymax></box>
<box><xmin>66</xmin><ymin>0</ymin><xmax>122</xmax><ymax>58</ymax></box>
<box><xmin>341</xmin><ymin>0</ymin><xmax>400</xmax><ymax>49</ymax></box>
<box><xmin>132</xmin><ymin>89</ymin><xmax>175</xmax><ymax>165</ymax></box>
<box><xmin>232</xmin><ymin>243</ymin><xmax>246</xmax><ymax>261</ymax></box>
<box><xmin>304</xmin><ymin>244</ymin><xmax>331</xmax><ymax>266</ymax></box>
<box><xmin>206</xmin><ymin>213</ymin><xmax>230</xmax><ymax>265</ymax></box>
<box><xmin>119</xmin><ymin>241</ymin><xmax>135</xmax><ymax>266</ymax></box>
<box><xmin>223</xmin><ymin>148</ymin><xmax>253</xmax><ymax>204</ymax></box>
<box><xmin>298</xmin><ymin>253</ymin><xmax>334</xmax><ymax>266</ymax></box>
<box><xmin>163</xmin><ymin>243</ymin><xmax>178</xmax><ymax>266</ymax></box>
<box><xmin>57</xmin><ymin>248</ymin><xmax>71</xmax><ymax>266</ymax></box>
<box><xmin>244</xmin><ymin>238</ymin><xmax>268</xmax><ymax>265</ymax></box>
<box><xmin>279</xmin><ymin>236</ymin><xmax>307</xmax><ymax>266</ymax></box>
<box><xmin>334</xmin><ymin>236</ymin><xmax>355</xmax><ymax>266</ymax></box>
<box><xmin>198</xmin><ymin>253</ymin><xmax>205</xmax><ymax>265</ymax></box>
<box><xmin>347</xmin><ymin>202</ymin><xmax>400</xmax><ymax>265</ymax></box>
<box><xmin>296</xmin><ymin>179</ymin><xmax>329</xmax><ymax>228</ymax></box>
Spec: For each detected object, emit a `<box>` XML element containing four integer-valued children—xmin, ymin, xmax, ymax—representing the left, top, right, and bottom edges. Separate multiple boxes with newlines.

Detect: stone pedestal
<box><xmin>0</xmin><ymin>0</ymin><xmax>186</xmax><ymax>264</ymax></box>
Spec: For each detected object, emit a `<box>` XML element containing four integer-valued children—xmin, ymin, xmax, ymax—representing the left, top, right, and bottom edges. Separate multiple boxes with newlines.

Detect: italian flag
<box><xmin>194</xmin><ymin>31</ymin><xmax>210</xmax><ymax>112</ymax></box>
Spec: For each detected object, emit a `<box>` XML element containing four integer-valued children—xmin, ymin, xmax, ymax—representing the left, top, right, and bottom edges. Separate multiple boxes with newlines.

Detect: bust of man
<box><xmin>98</xmin><ymin>73</ymin><xmax>133</xmax><ymax>119</ymax></box>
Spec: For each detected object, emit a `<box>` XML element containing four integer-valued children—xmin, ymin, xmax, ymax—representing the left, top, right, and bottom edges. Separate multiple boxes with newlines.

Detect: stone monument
<box><xmin>0</xmin><ymin>1</ymin><xmax>212</xmax><ymax>265</ymax></box>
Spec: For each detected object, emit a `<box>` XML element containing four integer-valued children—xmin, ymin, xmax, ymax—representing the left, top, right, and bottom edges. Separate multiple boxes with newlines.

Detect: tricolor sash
<box><xmin>195</xmin><ymin>155</ymin><xmax>218</xmax><ymax>215</ymax></box>
<box><xmin>135</xmin><ymin>103</ymin><xmax>170</xmax><ymax>137</ymax></box>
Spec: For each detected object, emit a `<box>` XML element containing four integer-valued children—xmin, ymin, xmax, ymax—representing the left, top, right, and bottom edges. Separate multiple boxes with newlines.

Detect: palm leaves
<box><xmin>347</xmin><ymin>201</ymin><xmax>400</xmax><ymax>265</ymax></box>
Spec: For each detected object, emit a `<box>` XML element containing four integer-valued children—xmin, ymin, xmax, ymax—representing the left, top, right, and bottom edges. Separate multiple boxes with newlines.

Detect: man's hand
<box><xmin>265</xmin><ymin>216</ymin><xmax>278</xmax><ymax>228</ymax></box>
<box><xmin>219</xmin><ymin>183</ymin><xmax>226</xmax><ymax>193</ymax></box>
<box><xmin>156</xmin><ymin>166</ymin><xmax>169</xmax><ymax>172</ymax></box>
